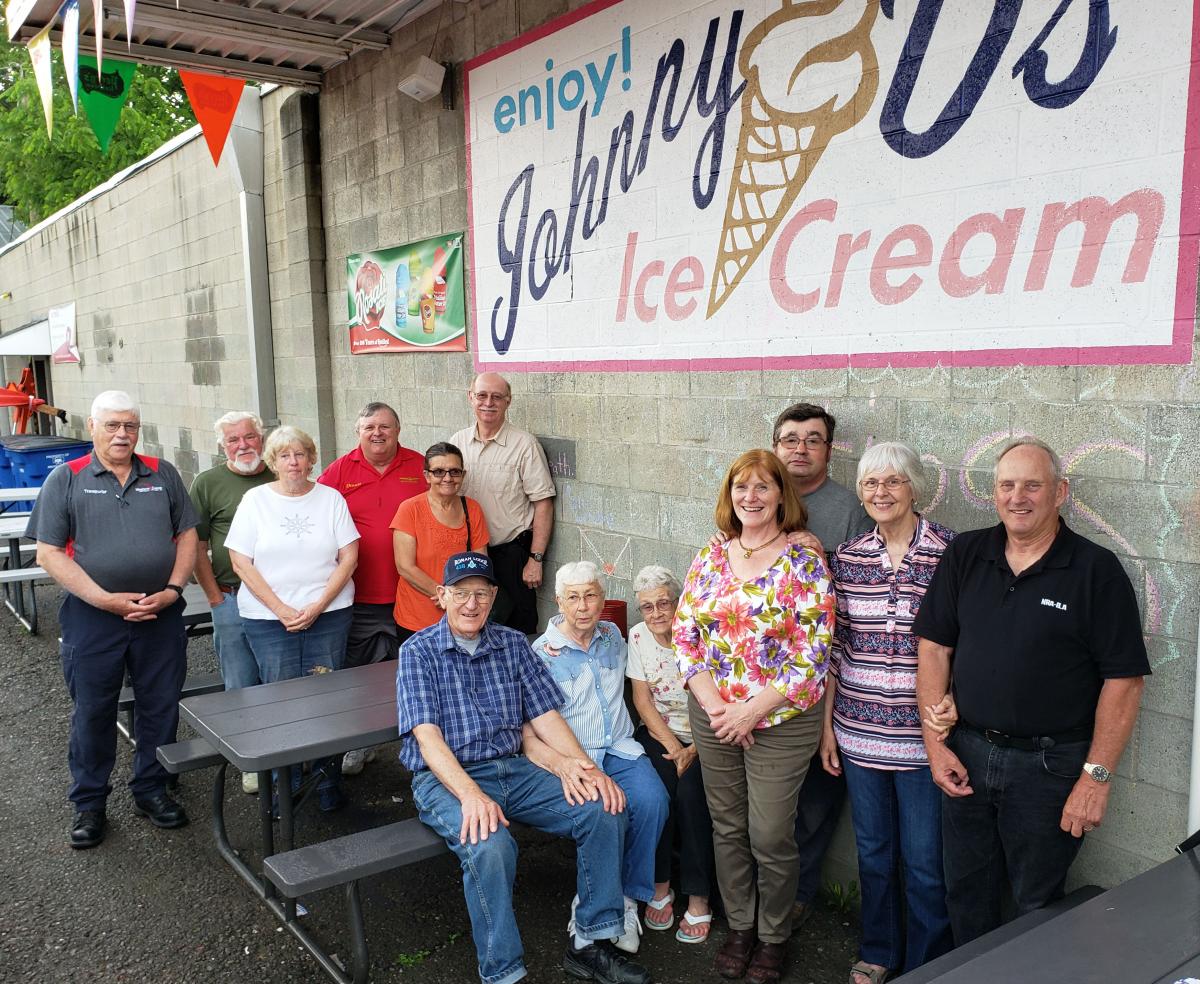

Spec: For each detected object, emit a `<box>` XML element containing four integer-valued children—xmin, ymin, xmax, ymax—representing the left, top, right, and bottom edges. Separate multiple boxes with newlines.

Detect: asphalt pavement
<box><xmin>0</xmin><ymin>588</ymin><xmax>858</xmax><ymax>983</ymax></box>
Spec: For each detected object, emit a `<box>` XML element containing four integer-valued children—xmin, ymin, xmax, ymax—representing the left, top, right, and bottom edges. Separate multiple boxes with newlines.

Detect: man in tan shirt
<box><xmin>450</xmin><ymin>373</ymin><xmax>555</xmax><ymax>632</ymax></box>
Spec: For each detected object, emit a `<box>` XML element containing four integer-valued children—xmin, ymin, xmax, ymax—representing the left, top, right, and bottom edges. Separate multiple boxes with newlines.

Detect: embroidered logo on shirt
<box><xmin>134</xmin><ymin>485</ymin><xmax>164</xmax><ymax>493</ymax></box>
<box><xmin>83</xmin><ymin>489</ymin><xmax>107</xmax><ymax>495</ymax></box>
<box><xmin>342</xmin><ymin>482</ymin><xmax>364</xmax><ymax>491</ymax></box>
<box><xmin>281</xmin><ymin>513</ymin><xmax>314</xmax><ymax>539</ymax></box>
<box><xmin>1040</xmin><ymin>597</ymin><xmax>1068</xmax><ymax>611</ymax></box>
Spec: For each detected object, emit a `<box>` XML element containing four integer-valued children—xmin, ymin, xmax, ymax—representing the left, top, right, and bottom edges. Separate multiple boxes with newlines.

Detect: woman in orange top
<box><xmin>391</xmin><ymin>442</ymin><xmax>490</xmax><ymax>635</ymax></box>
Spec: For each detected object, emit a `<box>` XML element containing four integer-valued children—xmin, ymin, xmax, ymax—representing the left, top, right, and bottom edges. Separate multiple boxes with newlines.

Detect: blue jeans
<box><xmin>843</xmin><ymin>759</ymin><xmax>952</xmax><ymax>972</ymax></box>
<box><xmin>600</xmin><ymin>751</ymin><xmax>670</xmax><ymax>903</ymax></box>
<box><xmin>243</xmin><ymin>607</ymin><xmax>352</xmax><ymax>683</ymax></box>
<box><xmin>211</xmin><ymin>592</ymin><xmax>259</xmax><ymax>690</ymax></box>
<box><xmin>941</xmin><ymin>728</ymin><xmax>1088</xmax><ymax>944</ymax></box>
<box><xmin>413</xmin><ymin>757</ymin><xmax>627</xmax><ymax>984</ymax></box>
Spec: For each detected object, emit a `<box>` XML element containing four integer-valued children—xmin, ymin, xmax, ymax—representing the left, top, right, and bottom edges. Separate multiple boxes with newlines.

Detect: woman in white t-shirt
<box><xmin>627</xmin><ymin>565</ymin><xmax>715</xmax><ymax>944</ymax></box>
<box><xmin>226</xmin><ymin>425</ymin><xmax>360</xmax><ymax>811</ymax></box>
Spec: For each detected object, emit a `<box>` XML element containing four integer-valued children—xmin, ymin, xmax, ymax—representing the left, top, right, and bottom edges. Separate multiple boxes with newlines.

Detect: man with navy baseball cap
<box><xmin>396</xmin><ymin>552</ymin><xmax>650</xmax><ymax>984</ymax></box>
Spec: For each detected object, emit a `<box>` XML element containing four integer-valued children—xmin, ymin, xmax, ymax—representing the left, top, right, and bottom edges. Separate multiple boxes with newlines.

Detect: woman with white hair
<box><xmin>819</xmin><ymin>442</ymin><xmax>956</xmax><ymax>984</ymax></box>
<box><xmin>627</xmin><ymin>564</ymin><xmax>715</xmax><ymax>943</ymax></box>
<box><xmin>525</xmin><ymin>561</ymin><xmax>669</xmax><ymax>957</ymax></box>
<box><xmin>225</xmin><ymin>425</ymin><xmax>360</xmax><ymax>813</ymax></box>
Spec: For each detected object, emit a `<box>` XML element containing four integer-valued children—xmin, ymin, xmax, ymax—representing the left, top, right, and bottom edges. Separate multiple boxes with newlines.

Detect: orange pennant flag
<box><xmin>179</xmin><ymin>70</ymin><xmax>245</xmax><ymax>165</ymax></box>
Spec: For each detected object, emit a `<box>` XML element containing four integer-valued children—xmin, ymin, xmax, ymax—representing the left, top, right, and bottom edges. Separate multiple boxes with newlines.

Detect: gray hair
<box><xmin>632</xmin><ymin>565</ymin><xmax>681</xmax><ymax>597</ymax></box>
<box><xmin>355</xmin><ymin>402</ymin><xmax>400</xmax><ymax>428</ymax></box>
<box><xmin>263</xmin><ymin>425</ymin><xmax>317</xmax><ymax>474</ymax></box>
<box><xmin>856</xmin><ymin>442</ymin><xmax>927</xmax><ymax>502</ymax></box>
<box><xmin>90</xmin><ymin>390</ymin><xmax>138</xmax><ymax>419</ymax></box>
<box><xmin>995</xmin><ymin>437</ymin><xmax>1064</xmax><ymax>484</ymax></box>
<box><xmin>555</xmin><ymin>560</ymin><xmax>605</xmax><ymax>597</ymax></box>
<box><xmin>212</xmin><ymin>410</ymin><xmax>264</xmax><ymax>445</ymax></box>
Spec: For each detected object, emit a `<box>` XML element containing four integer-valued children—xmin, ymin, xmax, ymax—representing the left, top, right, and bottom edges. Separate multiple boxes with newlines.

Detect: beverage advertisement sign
<box><xmin>464</xmin><ymin>0</ymin><xmax>1199</xmax><ymax>372</ymax></box>
<box><xmin>347</xmin><ymin>233</ymin><xmax>467</xmax><ymax>354</ymax></box>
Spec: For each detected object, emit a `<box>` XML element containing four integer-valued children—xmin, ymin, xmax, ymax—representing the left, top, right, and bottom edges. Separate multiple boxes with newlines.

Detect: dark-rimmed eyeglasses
<box><xmin>426</xmin><ymin>467</ymin><xmax>464</xmax><ymax>479</ymax></box>
<box><xmin>777</xmin><ymin>435</ymin><xmax>828</xmax><ymax>450</ymax></box>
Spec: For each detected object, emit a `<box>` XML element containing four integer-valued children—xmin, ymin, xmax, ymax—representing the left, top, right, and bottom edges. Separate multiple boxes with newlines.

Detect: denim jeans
<box><xmin>941</xmin><ymin>727</ymin><xmax>1088</xmax><ymax>945</ymax></box>
<box><xmin>599</xmin><ymin>751</ymin><xmax>670</xmax><ymax>903</ymax></box>
<box><xmin>413</xmin><ymin>756</ymin><xmax>626</xmax><ymax>984</ymax></box>
<box><xmin>242</xmin><ymin>607</ymin><xmax>352</xmax><ymax>683</ymax></box>
<box><xmin>843</xmin><ymin>759</ymin><xmax>952</xmax><ymax>972</ymax></box>
<box><xmin>211</xmin><ymin>592</ymin><xmax>260</xmax><ymax>691</ymax></box>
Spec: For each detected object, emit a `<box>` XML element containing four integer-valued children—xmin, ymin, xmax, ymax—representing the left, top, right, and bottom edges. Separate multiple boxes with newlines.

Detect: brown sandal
<box><xmin>850</xmin><ymin>960</ymin><xmax>891</xmax><ymax>984</ymax></box>
<box><xmin>745</xmin><ymin>941</ymin><xmax>787</xmax><ymax>983</ymax></box>
<box><xmin>715</xmin><ymin>929</ymin><xmax>758</xmax><ymax>979</ymax></box>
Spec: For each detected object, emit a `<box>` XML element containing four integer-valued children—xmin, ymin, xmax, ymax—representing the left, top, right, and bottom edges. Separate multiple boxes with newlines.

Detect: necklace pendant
<box><xmin>743</xmin><ymin>548</ymin><xmax>753</xmax><ymax>558</ymax></box>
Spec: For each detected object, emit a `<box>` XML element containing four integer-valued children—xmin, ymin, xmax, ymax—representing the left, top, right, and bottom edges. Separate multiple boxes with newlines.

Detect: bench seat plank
<box><xmin>264</xmin><ymin>818</ymin><xmax>449</xmax><ymax>898</ymax></box>
<box><xmin>120</xmin><ymin>671</ymin><xmax>224</xmax><ymax>711</ymax></box>
<box><xmin>0</xmin><ymin>566</ymin><xmax>47</xmax><ymax>583</ymax></box>
<box><xmin>157</xmin><ymin>737</ymin><xmax>224</xmax><ymax>774</ymax></box>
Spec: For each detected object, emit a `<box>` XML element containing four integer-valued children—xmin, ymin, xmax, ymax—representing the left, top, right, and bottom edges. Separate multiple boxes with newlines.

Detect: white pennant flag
<box><xmin>92</xmin><ymin>0</ymin><xmax>103</xmax><ymax>71</ymax></box>
<box><xmin>122</xmin><ymin>0</ymin><xmax>134</xmax><ymax>46</ymax></box>
<box><xmin>62</xmin><ymin>0</ymin><xmax>80</xmax><ymax>113</ymax></box>
<box><xmin>28</xmin><ymin>22</ymin><xmax>54</xmax><ymax>138</ymax></box>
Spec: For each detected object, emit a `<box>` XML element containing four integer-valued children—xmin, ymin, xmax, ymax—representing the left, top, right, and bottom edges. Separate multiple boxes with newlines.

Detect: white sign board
<box><xmin>464</xmin><ymin>0</ymin><xmax>1199</xmax><ymax>371</ymax></box>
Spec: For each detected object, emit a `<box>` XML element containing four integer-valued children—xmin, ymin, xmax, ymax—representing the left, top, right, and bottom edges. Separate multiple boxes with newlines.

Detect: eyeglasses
<box><xmin>471</xmin><ymin>391</ymin><xmax>510</xmax><ymax>404</ymax></box>
<box><xmin>101</xmin><ymin>421</ymin><xmax>140</xmax><ymax>434</ymax></box>
<box><xmin>777</xmin><ymin>435</ymin><xmax>828</xmax><ymax>450</ymax></box>
<box><xmin>859</xmin><ymin>477</ymin><xmax>911</xmax><ymax>492</ymax></box>
<box><xmin>426</xmin><ymin>468</ymin><xmax>464</xmax><ymax>479</ymax></box>
<box><xmin>447</xmin><ymin>588</ymin><xmax>492</xmax><ymax>604</ymax></box>
<box><xmin>638</xmin><ymin>599</ymin><xmax>676</xmax><ymax>615</ymax></box>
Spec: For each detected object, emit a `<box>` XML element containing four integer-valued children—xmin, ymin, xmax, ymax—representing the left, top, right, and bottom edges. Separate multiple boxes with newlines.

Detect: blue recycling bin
<box><xmin>0</xmin><ymin>435</ymin><xmax>92</xmax><ymax>511</ymax></box>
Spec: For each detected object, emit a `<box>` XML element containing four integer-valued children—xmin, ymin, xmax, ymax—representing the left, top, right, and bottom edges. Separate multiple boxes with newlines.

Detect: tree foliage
<box><xmin>0</xmin><ymin>20</ymin><xmax>196</xmax><ymax>225</ymax></box>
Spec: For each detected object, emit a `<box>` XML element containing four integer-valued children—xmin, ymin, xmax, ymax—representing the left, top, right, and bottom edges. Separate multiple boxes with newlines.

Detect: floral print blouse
<box><xmin>673</xmin><ymin>540</ymin><xmax>834</xmax><ymax>728</ymax></box>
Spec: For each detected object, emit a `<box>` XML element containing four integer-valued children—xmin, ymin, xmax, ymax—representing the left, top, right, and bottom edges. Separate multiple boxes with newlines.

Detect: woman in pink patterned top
<box><xmin>673</xmin><ymin>450</ymin><xmax>833</xmax><ymax>984</ymax></box>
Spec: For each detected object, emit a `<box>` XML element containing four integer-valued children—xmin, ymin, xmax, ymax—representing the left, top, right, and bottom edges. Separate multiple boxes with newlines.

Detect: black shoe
<box><xmin>563</xmin><ymin>939</ymin><xmax>651</xmax><ymax>984</ymax></box>
<box><xmin>69</xmin><ymin>809</ymin><xmax>106</xmax><ymax>849</ymax></box>
<box><xmin>132</xmin><ymin>791</ymin><xmax>189</xmax><ymax>829</ymax></box>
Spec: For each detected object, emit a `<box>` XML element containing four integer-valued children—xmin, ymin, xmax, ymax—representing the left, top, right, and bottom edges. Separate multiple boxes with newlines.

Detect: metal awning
<box><xmin>0</xmin><ymin>321</ymin><xmax>52</xmax><ymax>356</ymax></box>
<box><xmin>8</xmin><ymin>0</ymin><xmax>448</xmax><ymax>90</ymax></box>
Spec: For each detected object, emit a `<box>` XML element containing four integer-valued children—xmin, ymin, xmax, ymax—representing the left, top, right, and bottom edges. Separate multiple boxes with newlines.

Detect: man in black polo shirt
<box><xmin>29</xmin><ymin>390</ymin><xmax>198</xmax><ymax>849</ymax></box>
<box><xmin>914</xmin><ymin>437</ymin><xmax>1147</xmax><ymax>944</ymax></box>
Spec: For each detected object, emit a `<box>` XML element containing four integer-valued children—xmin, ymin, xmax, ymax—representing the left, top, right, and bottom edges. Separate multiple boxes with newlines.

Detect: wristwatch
<box><xmin>1082</xmin><ymin>762</ymin><xmax>1112</xmax><ymax>783</ymax></box>
<box><xmin>165</xmin><ymin>583</ymin><xmax>185</xmax><ymax>596</ymax></box>
<box><xmin>529</xmin><ymin>551</ymin><xmax>545</xmax><ymax>562</ymax></box>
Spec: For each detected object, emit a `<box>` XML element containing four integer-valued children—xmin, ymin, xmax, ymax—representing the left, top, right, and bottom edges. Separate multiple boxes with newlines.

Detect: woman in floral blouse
<box><xmin>819</xmin><ymin>442</ymin><xmax>955</xmax><ymax>984</ymax></box>
<box><xmin>674</xmin><ymin>449</ymin><xmax>834</xmax><ymax>984</ymax></box>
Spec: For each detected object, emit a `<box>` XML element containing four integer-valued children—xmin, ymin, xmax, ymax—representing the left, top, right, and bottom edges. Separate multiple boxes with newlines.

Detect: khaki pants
<box><xmin>689</xmin><ymin>693</ymin><xmax>822</xmax><ymax>943</ymax></box>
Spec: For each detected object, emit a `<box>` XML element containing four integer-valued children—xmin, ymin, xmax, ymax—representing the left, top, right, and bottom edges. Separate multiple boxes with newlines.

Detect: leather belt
<box><xmin>958</xmin><ymin>719</ymin><xmax>1092</xmax><ymax>751</ymax></box>
<box><xmin>217</xmin><ymin>583</ymin><xmax>237</xmax><ymax>594</ymax></box>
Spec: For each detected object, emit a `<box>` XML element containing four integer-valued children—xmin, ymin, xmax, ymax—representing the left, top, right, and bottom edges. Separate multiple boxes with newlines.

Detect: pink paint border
<box><xmin>463</xmin><ymin>0</ymin><xmax>1200</xmax><ymax>374</ymax></box>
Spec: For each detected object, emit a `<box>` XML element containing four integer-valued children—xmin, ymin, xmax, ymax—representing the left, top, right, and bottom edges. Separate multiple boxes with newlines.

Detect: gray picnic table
<box><xmin>895</xmin><ymin>845</ymin><xmax>1200</xmax><ymax>983</ymax></box>
<box><xmin>179</xmin><ymin>660</ymin><xmax>400</xmax><ymax>983</ymax></box>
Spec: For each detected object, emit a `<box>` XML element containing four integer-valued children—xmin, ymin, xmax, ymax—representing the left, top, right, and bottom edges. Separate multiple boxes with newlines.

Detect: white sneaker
<box><xmin>241</xmin><ymin>771</ymin><xmax>259</xmax><ymax>795</ymax></box>
<box><xmin>342</xmin><ymin>747</ymin><xmax>375</xmax><ymax>776</ymax></box>
<box><xmin>567</xmin><ymin>894</ymin><xmax>580</xmax><ymax>936</ymax></box>
<box><xmin>614</xmin><ymin>897</ymin><xmax>642</xmax><ymax>954</ymax></box>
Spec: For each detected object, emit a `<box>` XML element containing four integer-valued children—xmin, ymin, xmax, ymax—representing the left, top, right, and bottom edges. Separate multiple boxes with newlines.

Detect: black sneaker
<box><xmin>132</xmin><ymin>791</ymin><xmax>189</xmax><ymax>829</ymax></box>
<box><xmin>69</xmin><ymin>809</ymin><xmax>106</xmax><ymax>849</ymax></box>
<box><xmin>563</xmin><ymin>939</ymin><xmax>651</xmax><ymax>984</ymax></box>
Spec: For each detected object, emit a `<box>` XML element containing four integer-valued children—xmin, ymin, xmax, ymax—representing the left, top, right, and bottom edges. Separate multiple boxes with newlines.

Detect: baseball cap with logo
<box><xmin>443</xmin><ymin>551</ymin><xmax>497</xmax><ymax>587</ymax></box>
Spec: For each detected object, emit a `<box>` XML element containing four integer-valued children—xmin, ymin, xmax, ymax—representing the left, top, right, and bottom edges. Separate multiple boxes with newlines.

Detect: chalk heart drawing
<box><xmin>581</xmin><ymin>529</ymin><xmax>633</xmax><ymax>581</ymax></box>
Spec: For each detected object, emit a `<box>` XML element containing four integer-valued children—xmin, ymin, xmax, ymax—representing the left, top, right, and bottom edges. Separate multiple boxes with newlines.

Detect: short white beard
<box><xmin>231</xmin><ymin>452</ymin><xmax>263</xmax><ymax>474</ymax></box>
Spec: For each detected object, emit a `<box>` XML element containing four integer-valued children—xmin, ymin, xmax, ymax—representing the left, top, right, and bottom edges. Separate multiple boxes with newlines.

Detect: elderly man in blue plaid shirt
<box><xmin>397</xmin><ymin>552</ymin><xmax>652</xmax><ymax>984</ymax></box>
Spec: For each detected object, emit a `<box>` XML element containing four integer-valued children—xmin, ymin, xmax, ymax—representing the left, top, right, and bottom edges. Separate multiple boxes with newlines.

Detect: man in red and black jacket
<box><xmin>28</xmin><ymin>390</ymin><xmax>197</xmax><ymax>850</ymax></box>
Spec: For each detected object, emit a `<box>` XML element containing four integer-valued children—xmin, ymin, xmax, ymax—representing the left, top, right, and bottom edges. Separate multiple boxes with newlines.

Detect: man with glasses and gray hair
<box><xmin>770</xmin><ymin>401</ymin><xmax>872</xmax><ymax>931</ymax></box>
<box><xmin>914</xmin><ymin>436</ymin><xmax>1148</xmax><ymax>944</ymax></box>
<box><xmin>189</xmin><ymin>411</ymin><xmax>274</xmax><ymax>793</ymax></box>
<box><xmin>29</xmin><ymin>390</ymin><xmax>198</xmax><ymax>849</ymax></box>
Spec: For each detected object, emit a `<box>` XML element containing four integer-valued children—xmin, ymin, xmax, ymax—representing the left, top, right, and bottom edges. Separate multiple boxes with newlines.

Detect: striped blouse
<box><xmin>828</xmin><ymin>515</ymin><xmax>955</xmax><ymax>770</ymax></box>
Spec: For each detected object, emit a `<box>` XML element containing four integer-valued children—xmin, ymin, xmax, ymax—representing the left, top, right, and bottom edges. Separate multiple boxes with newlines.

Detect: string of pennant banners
<box><xmin>12</xmin><ymin>0</ymin><xmax>246</xmax><ymax>164</ymax></box>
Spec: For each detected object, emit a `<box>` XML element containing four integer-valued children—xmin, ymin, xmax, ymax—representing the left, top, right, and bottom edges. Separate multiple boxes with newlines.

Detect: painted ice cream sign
<box><xmin>464</xmin><ymin>0</ymin><xmax>1199</xmax><ymax>370</ymax></box>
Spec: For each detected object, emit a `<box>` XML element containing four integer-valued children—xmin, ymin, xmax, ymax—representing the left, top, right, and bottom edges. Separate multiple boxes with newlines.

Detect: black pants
<box><xmin>793</xmin><ymin>746</ymin><xmax>848</xmax><ymax>903</ymax></box>
<box><xmin>635</xmin><ymin>725</ymin><xmax>716</xmax><ymax>899</ymax></box>
<box><xmin>487</xmin><ymin>531</ymin><xmax>538</xmax><ymax>634</ymax></box>
<box><xmin>344</xmin><ymin>602</ymin><xmax>411</xmax><ymax>667</ymax></box>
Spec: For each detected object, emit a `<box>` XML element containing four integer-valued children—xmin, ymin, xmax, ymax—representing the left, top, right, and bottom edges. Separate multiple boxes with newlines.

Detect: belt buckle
<box><xmin>983</xmin><ymin>728</ymin><xmax>1008</xmax><ymax>746</ymax></box>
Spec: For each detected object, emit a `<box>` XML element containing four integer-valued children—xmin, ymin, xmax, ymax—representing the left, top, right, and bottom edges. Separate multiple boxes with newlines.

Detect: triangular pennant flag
<box><xmin>62</xmin><ymin>0</ymin><xmax>80</xmax><ymax>113</ymax></box>
<box><xmin>92</xmin><ymin>0</ymin><xmax>103</xmax><ymax>71</ymax></box>
<box><xmin>122</xmin><ymin>0</ymin><xmax>133</xmax><ymax>46</ymax></box>
<box><xmin>179</xmin><ymin>70</ymin><xmax>244</xmax><ymax>166</ymax></box>
<box><xmin>78</xmin><ymin>54</ymin><xmax>135</xmax><ymax>152</ymax></box>
<box><xmin>28</xmin><ymin>22</ymin><xmax>54</xmax><ymax>138</ymax></box>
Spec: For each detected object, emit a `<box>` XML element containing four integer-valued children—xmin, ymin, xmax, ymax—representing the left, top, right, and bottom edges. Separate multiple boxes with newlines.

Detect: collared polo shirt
<box><xmin>27</xmin><ymin>451</ymin><xmax>198</xmax><ymax>595</ymax></box>
<box><xmin>532</xmin><ymin>617</ymin><xmax>643</xmax><ymax>764</ymax></box>
<box><xmin>913</xmin><ymin>520</ymin><xmax>1149</xmax><ymax>737</ymax></box>
<box><xmin>396</xmin><ymin>617</ymin><xmax>564</xmax><ymax>773</ymax></box>
<box><xmin>449</xmin><ymin>421</ymin><xmax>556</xmax><ymax>546</ymax></box>
<box><xmin>317</xmin><ymin>445</ymin><xmax>424</xmax><ymax>603</ymax></box>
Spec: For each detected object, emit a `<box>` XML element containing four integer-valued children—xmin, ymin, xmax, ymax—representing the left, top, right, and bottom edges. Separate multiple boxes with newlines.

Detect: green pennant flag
<box><xmin>78</xmin><ymin>55</ymin><xmax>136</xmax><ymax>152</ymax></box>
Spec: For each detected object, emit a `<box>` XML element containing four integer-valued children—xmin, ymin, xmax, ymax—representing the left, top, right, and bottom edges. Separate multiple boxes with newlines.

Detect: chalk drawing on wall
<box><xmin>582</xmin><ymin>529</ymin><xmax>633</xmax><ymax>580</ymax></box>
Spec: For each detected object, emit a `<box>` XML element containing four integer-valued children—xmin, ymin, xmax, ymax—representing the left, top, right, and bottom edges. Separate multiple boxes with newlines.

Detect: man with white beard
<box><xmin>189</xmin><ymin>411</ymin><xmax>274</xmax><ymax>792</ymax></box>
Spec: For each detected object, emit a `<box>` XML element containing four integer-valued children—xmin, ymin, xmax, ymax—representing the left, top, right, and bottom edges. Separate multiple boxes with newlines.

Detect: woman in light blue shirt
<box><xmin>524</xmin><ymin>561</ymin><xmax>669</xmax><ymax>958</ymax></box>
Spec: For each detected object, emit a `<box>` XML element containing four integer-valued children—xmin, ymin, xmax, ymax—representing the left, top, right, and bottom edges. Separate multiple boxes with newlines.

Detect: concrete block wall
<box><xmin>0</xmin><ymin>130</ymin><xmax>256</xmax><ymax>486</ymax></box>
<box><xmin>309</xmin><ymin>0</ymin><xmax>1200</xmax><ymax>887</ymax></box>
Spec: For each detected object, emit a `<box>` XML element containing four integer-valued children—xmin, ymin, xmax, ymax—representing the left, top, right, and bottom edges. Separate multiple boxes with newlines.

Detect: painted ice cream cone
<box><xmin>708</xmin><ymin>0</ymin><xmax>881</xmax><ymax>318</ymax></box>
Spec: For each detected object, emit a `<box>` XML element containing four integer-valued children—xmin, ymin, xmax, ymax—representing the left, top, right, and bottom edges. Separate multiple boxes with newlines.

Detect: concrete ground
<box><xmin>0</xmin><ymin>589</ymin><xmax>859</xmax><ymax>983</ymax></box>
